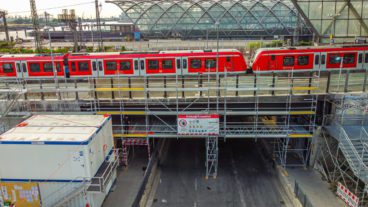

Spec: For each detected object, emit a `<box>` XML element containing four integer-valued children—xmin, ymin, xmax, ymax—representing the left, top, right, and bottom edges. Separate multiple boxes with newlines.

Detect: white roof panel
<box><xmin>0</xmin><ymin>115</ymin><xmax>109</xmax><ymax>143</ymax></box>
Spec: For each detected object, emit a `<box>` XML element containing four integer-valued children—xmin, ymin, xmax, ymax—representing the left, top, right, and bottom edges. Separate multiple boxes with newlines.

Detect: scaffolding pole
<box><xmin>206</xmin><ymin>136</ymin><xmax>218</xmax><ymax>179</ymax></box>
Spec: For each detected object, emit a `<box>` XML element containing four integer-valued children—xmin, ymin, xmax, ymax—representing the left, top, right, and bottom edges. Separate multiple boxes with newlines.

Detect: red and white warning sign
<box><xmin>336</xmin><ymin>182</ymin><xmax>359</xmax><ymax>207</ymax></box>
<box><xmin>177</xmin><ymin>114</ymin><xmax>219</xmax><ymax>136</ymax></box>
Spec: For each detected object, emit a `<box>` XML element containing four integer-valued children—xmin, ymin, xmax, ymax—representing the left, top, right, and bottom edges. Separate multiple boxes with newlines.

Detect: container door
<box><xmin>176</xmin><ymin>57</ymin><xmax>182</xmax><ymax>75</ymax></box>
<box><xmin>92</xmin><ymin>59</ymin><xmax>99</xmax><ymax>77</ymax></box>
<box><xmin>320</xmin><ymin>52</ymin><xmax>327</xmax><ymax>70</ymax></box>
<box><xmin>139</xmin><ymin>58</ymin><xmax>146</xmax><ymax>76</ymax></box>
<box><xmin>357</xmin><ymin>51</ymin><xmax>364</xmax><ymax>69</ymax></box>
<box><xmin>182</xmin><ymin>57</ymin><xmax>188</xmax><ymax>75</ymax></box>
<box><xmin>97</xmin><ymin>59</ymin><xmax>104</xmax><ymax>76</ymax></box>
<box><xmin>133</xmin><ymin>59</ymin><xmax>140</xmax><ymax>76</ymax></box>
<box><xmin>313</xmin><ymin>53</ymin><xmax>320</xmax><ymax>70</ymax></box>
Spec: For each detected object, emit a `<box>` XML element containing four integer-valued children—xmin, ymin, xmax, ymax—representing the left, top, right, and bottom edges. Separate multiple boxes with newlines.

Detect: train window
<box><xmin>56</xmin><ymin>63</ymin><xmax>61</xmax><ymax>72</ymax></box>
<box><xmin>190</xmin><ymin>59</ymin><xmax>202</xmax><ymax>69</ymax></box>
<box><xmin>43</xmin><ymin>62</ymin><xmax>53</xmax><ymax>72</ymax></box>
<box><xmin>343</xmin><ymin>54</ymin><xmax>355</xmax><ymax>64</ymax></box>
<box><xmin>321</xmin><ymin>55</ymin><xmax>326</xmax><ymax>64</ymax></box>
<box><xmin>205</xmin><ymin>59</ymin><xmax>216</xmax><ymax>68</ymax></box>
<box><xmin>226</xmin><ymin>56</ymin><xmax>231</xmax><ymax>62</ymax></box>
<box><xmin>148</xmin><ymin>60</ymin><xmax>159</xmax><ymax>70</ymax></box>
<box><xmin>283</xmin><ymin>56</ymin><xmax>294</xmax><ymax>66</ymax></box>
<box><xmin>329</xmin><ymin>54</ymin><xmax>341</xmax><ymax>64</ymax></box>
<box><xmin>162</xmin><ymin>60</ymin><xmax>173</xmax><ymax>69</ymax></box>
<box><xmin>359</xmin><ymin>54</ymin><xmax>363</xmax><ymax>63</ymax></box>
<box><xmin>120</xmin><ymin>61</ymin><xmax>131</xmax><ymax>70</ymax></box>
<box><xmin>3</xmin><ymin>63</ymin><xmax>14</xmax><ymax>73</ymax></box>
<box><xmin>134</xmin><ymin>60</ymin><xmax>138</xmax><ymax>70</ymax></box>
<box><xmin>106</xmin><ymin>61</ymin><xmax>117</xmax><ymax>71</ymax></box>
<box><xmin>71</xmin><ymin>62</ymin><xmax>76</xmax><ymax>71</ymax></box>
<box><xmin>78</xmin><ymin>62</ymin><xmax>89</xmax><ymax>71</ymax></box>
<box><xmin>176</xmin><ymin>59</ymin><xmax>181</xmax><ymax>69</ymax></box>
<box><xmin>271</xmin><ymin>55</ymin><xmax>275</xmax><ymax>61</ymax></box>
<box><xmin>314</xmin><ymin>55</ymin><xmax>320</xmax><ymax>65</ymax></box>
<box><xmin>183</xmin><ymin>59</ymin><xmax>187</xmax><ymax>69</ymax></box>
<box><xmin>366</xmin><ymin>54</ymin><xmax>368</xmax><ymax>63</ymax></box>
<box><xmin>140</xmin><ymin>60</ymin><xmax>144</xmax><ymax>70</ymax></box>
<box><xmin>30</xmin><ymin>63</ymin><xmax>41</xmax><ymax>72</ymax></box>
<box><xmin>92</xmin><ymin>62</ymin><xmax>97</xmax><ymax>71</ymax></box>
<box><xmin>297</xmin><ymin>56</ymin><xmax>309</xmax><ymax>66</ymax></box>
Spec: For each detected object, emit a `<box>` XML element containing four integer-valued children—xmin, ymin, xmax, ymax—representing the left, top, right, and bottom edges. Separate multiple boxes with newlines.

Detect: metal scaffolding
<box><xmin>315</xmin><ymin>94</ymin><xmax>368</xmax><ymax>206</ymax></box>
<box><xmin>3</xmin><ymin>68</ymin><xmax>368</xmax><ymax>174</ymax></box>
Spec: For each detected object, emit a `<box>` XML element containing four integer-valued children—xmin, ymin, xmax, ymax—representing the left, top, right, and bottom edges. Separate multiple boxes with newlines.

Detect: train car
<box><xmin>0</xmin><ymin>49</ymin><xmax>247</xmax><ymax>78</ymax></box>
<box><xmin>250</xmin><ymin>45</ymin><xmax>368</xmax><ymax>72</ymax></box>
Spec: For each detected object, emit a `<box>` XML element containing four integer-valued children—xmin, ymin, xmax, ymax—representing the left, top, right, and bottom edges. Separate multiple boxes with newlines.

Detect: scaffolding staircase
<box><xmin>328</xmin><ymin>121</ymin><xmax>368</xmax><ymax>183</ymax></box>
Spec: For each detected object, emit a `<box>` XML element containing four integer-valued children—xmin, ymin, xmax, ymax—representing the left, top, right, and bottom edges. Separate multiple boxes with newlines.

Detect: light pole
<box><xmin>45</xmin><ymin>27</ymin><xmax>59</xmax><ymax>91</ymax></box>
<box><xmin>215</xmin><ymin>20</ymin><xmax>220</xmax><ymax>112</ymax></box>
<box><xmin>206</xmin><ymin>29</ymin><xmax>209</xmax><ymax>48</ymax></box>
<box><xmin>328</xmin><ymin>13</ymin><xmax>341</xmax><ymax>45</ymax></box>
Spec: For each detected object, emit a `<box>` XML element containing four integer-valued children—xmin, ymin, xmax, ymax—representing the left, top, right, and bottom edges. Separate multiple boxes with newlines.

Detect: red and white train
<box><xmin>0</xmin><ymin>49</ymin><xmax>246</xmax><ymax>78</ymax></box>
<box><xmin>251</xmin><ymin>45</ymin><xmax>368</xmax><ymax>72</ymax></box>
<box><xmin>0</xmin><ymin>45</ymin><xmax>367</xmax><ymax>78</ymax></box>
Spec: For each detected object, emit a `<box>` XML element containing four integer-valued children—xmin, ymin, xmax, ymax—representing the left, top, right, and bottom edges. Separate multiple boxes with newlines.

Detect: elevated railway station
<box><xmin>1</xmin><ymin>1</ymin><xmax>368</xmax><ymax>206</ymax></box>
<box><xmin>1</xmin><ymin>68</ymin><xmax>367</xmax><ymax>177</ymax></box>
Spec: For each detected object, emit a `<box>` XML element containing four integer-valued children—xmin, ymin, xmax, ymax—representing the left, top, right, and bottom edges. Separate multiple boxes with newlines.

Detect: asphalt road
<box><xmin>151</xmin><ymin>139</ymin><xmax>293</xmax><ymax>207</ymax></box>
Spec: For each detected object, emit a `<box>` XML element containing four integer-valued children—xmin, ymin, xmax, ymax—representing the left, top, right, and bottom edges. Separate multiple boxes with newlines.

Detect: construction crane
<box><xmin>0</xmin><ymin>10</ymin><xmax>9</xmax><ymax>42</ymax></box>
<box><xmin>30</xmin><ymin>0</ymin><xmax>42</xmax><ymax>52</ymax></box>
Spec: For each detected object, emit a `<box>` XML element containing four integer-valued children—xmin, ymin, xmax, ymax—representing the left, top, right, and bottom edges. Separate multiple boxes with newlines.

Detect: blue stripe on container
<box><xmin>0</xmin><ymin>178</ymin><xmax>85</xmax><ymax>183</ymax></box>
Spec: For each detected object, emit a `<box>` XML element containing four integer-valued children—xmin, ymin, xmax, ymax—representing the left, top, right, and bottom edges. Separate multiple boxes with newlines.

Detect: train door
<box><xmin>182</xmin><ymin>57</ymin><xmax>188</xmax><ymax>75</ymax></box>
<box><xmin>15</xmin><ymin>61</ymin><xmax>29</xmax><ymax>78</ymax></box>
<box><xmin>313</xmin><ymin>53</ymin><xmax>321</xmax><ymax>70</ymax></box>
<box><xmin>133</xmin><ymin>59</ymin><xmax>139</xmax><ymax>76</ymax></box>
<box><xmin>139</xmin><ymin>58</ymin><xmax>146</xmax><ymax>76</ymax></box>
<box><xmin>176</xmin><ymin>57</ymin><xmax>188</xmax><ymax>75</ymax></box>
<box><xmin>92</xmin><ymin>59</ymin><xmax>104</xmax><ymax>77</ymax></box>
<box><xmin>176</xmin><ymin>57</ymin><xmax>182</xmax><ymax>75</ymax></box>
<box><xmin>357</xmin><ymin>51</ymin><xmax>364</xmax><ymax>69</ymax></box>
<box><xmin>320</xmin><ymin>52</ymin><xmax>327</xmax><ymax>70</ymax></box>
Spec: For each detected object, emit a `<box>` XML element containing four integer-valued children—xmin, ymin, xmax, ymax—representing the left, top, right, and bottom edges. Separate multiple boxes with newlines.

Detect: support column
<box><xmin>206</xmin><ymin>136</ymin><xmax>218</xmax><ymax>179</ymax></box>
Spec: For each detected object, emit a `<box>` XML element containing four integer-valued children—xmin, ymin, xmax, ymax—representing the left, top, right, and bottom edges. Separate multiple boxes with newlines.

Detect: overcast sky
<box><xmin>3</xmin><ymin>0</ymin><xmax>123</xmax><ymax>18</ymax></box>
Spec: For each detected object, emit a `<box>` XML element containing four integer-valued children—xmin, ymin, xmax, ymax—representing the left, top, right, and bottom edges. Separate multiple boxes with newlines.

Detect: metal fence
<box><xmin>294</xmin><ymin>181</ymin><xmax>314</xmax><ymax>207</ymax></box>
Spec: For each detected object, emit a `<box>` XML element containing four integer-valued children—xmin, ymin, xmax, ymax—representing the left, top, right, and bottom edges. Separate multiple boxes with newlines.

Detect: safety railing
<box><xmin>87</xmin><ymin>150</ymin><xmax>119</xmax><ymax>193</ymax></box>
<box><xmin>329</xmin><ymin>119</ymin><xmax>368</xmax><ymax>183</ymax></box>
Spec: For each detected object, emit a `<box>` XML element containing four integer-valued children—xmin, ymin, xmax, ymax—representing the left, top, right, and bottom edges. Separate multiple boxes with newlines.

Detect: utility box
<box><xmin>0</xmin><ymin>115</ymin><xmax>114</xmax><ymax>181</ymax></box>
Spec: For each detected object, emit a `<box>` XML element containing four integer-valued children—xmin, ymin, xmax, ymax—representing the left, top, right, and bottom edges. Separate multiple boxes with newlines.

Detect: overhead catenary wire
<box><xmin>8</xmin><ymin>1</ymin><xmax>95</xmax><ymax>15</ymax></box>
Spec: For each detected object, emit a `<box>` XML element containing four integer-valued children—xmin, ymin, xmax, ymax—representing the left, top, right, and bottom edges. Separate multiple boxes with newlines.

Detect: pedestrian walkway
<box><xmin>102</xmin><ymin>148</ymin><xmax>148</xmax><ymax>207</ymax></box>
<box><xmin>285</xmin><ymin>168</ymin><xmax>345</xmax><ymax>207</ymax></box>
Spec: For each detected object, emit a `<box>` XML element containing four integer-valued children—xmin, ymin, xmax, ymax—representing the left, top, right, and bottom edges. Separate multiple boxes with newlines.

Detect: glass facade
<box><xmin>295</xmin><ymin>0</ymin><xmax>368</xmax><ymax>41</ymax></box>
<box><xmin>108</xmin><ymin>0</ymin><xmax>313</xmax><ymax>39</ymax></box>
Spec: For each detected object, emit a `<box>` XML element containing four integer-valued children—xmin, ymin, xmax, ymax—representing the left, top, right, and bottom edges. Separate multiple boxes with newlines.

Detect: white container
<box><xmin>0</xmin><ymin>115</ymin><xmax>114</xmax><ymax>181</ymax></box>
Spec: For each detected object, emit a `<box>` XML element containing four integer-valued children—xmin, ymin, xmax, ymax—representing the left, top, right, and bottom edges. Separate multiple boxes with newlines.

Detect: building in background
<box><xmin>289</xmin><ymin>0</ymin><xmax>368</xmax><ymax>43</ymax></box>
<box><xmin>107</xmin><ymin>0</ymin><xmax>313</xmax><ymax>41</ymax></box>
